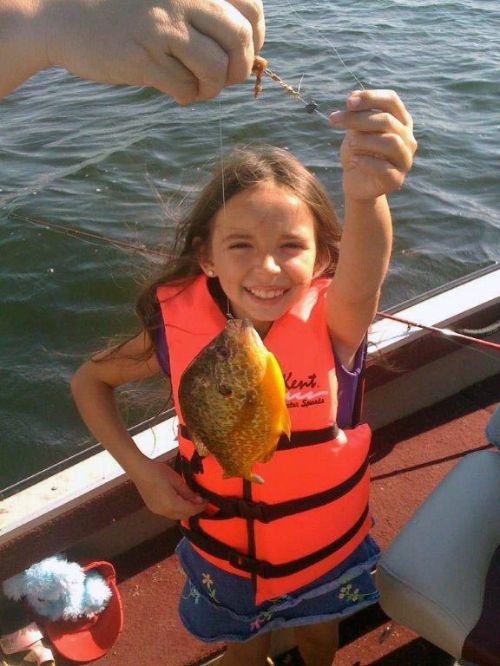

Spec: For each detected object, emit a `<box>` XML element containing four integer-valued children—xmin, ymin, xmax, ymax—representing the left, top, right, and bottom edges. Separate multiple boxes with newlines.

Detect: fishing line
<box><xmin>5</xmin><ymin>2</ymin><xmax>489</xmax><ymax>358</ymax></box>
<box><xmin>250</xmin><ymin>0</ymin><xmax>373</xmax><ymax>142</ymax></box>
<box><xmin>261</xmin><ymin>66</ymin><xmax>330</xmax><ymax>123</ymax></box>
<box><xmin>284</xmin><ymin>0</ymin><xmax>367</xmax><ymax>92</ymax></box>
<box><xmin>218</xmin><ymin>97</ymin><xmax>226</xmax><ymax>215</ymax></box>
<box><xmin>217</xmin><ymin>98</ymin><xmax>236</xmax><ymax>322</ymax></box>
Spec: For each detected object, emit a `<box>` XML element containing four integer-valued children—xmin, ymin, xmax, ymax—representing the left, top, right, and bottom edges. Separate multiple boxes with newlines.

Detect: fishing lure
<box><xmin>252</xmin><ymin>56</ymin><xmax>329</xmax><ymax>122</ymax></box>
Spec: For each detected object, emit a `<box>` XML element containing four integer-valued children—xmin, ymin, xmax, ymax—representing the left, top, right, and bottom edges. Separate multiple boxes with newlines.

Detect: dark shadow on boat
<box><xmin>109</xmin><ymin>527</ymin><xmax>182</xmax><ymax>582</ymax></box>
<box><xmin>339</xmin><ymin>603</ymin><xmax>389</xmax><ymax>647</ymax></box>
<box><xmin>339</xmin><ymin>606</ymin><xmax>455</xmax><ymax>664</ymax></box>
<box><xmin>366</xmin><ymin>639</ymin><xmax>455</xmax><ymax>666</ymax></box>
<box><xmin>368</xmin><ymin>373</ymin><xmax>499</xmax><ymax>467</ymax></box>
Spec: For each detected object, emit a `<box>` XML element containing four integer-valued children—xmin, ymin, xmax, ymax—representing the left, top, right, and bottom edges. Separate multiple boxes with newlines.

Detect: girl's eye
<box><xmin>281</xmin><ymin>242</ymin><xmax>305</xmax><ymax>250</ymax></box>
<box><xmin>228</xmin><ymin>243</ymin><xmax>252</xmax><ymax>250</ymax></box>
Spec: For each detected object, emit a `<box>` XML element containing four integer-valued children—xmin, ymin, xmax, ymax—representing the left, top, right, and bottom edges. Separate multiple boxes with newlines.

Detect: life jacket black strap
<box><xmin>180</xmin><ymin>451</ymin><xmax>369</xmax><ymax>523</ymax></box>
<box><xmin>180</xmin><ymin>503</ymin><xmax>370</xmax><ymax>578</ymax></box>
<box><xmin>179</xmin><ymin>424</ymin><xmax>339</xmax><ymax>451</ymax></box>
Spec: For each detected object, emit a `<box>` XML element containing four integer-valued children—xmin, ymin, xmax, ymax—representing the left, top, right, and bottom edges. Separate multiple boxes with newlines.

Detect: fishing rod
<box><xmin>377</xmin><ymin>310</ymin><xmax>500</xmax><ymax>352</ymax></box>
<box><xmin>11</xmin><ymin>211</ymin><xmax>172</xmax><ymax>259</ymax></box>
<box><xmin>14</xmin><ymin>213</ymin><xmax>500</xmax><ymax>354</ymax></box>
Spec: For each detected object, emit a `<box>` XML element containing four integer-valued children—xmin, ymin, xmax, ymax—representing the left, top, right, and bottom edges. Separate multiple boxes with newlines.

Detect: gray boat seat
<box><xmin>377</xmin><ymin>450</ymin><xmax>500</xmax><ymax>665</ymax></box>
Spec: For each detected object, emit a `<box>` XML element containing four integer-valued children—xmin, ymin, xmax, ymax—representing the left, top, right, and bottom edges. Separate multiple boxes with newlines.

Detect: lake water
<box><xmin>1</xmin><ymin>0</ymin><xmax>498</xmax><ymax>492</ymax></box>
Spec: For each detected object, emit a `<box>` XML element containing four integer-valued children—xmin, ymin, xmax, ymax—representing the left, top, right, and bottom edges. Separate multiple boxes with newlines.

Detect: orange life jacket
<box><xmin>157</xmin><ymin>275</ymin><xmax>371</xmax><ymax>604</ymax></box>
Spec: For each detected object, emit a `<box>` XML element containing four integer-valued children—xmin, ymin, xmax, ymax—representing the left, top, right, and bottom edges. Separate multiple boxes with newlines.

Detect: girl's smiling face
<box><xmin>200</xmin><ymin>182</ymin><xmax>320</xmax><ymax>337</ymax></box>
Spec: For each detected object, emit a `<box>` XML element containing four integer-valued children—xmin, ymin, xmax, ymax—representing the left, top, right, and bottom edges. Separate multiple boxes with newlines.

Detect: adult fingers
<box><xmin>187</xmin><ymin>0</ymin><xmax>255</xmax><ymax>87</ymax></box>
<box><xmin>227</xmin><ymin>0</ymin><xmax>266</xmax><ymax>52</ymax></box>
<box><xmin>142</xmin><ymin>57</ymin><xmax>199</xmax><ymax>104</ymax></box>
<box><xmin>168</xmin><ymin>25</ymin><xmax>235</xmax><ymax>101</ymax></box>
<box><xmin>146</xmin><ymin>26</ymin><xmax>233</xmax><ymax>103</ymax></box>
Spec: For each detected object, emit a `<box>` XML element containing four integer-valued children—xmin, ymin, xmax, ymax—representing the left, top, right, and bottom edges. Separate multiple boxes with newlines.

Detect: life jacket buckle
<box><xmin>234</xmin><ymin>498</ymin><xmax>268</xmax><ymax>522</ymax></box>
<box><xmin>228</xmin><ymin>552</ymin><xmax>266</xmax><ymax>575</ymax></box>
<box><xmin>190</xmin><ymin>451</ymin><xmax>204</xmax><ymax>474</ymax></box>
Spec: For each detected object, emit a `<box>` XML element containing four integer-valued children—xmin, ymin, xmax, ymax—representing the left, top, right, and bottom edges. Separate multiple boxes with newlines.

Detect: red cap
<box><xmin>42</xmin><ymin>561</ymin><xmax>123</xmax><ymax>663</ymax></box>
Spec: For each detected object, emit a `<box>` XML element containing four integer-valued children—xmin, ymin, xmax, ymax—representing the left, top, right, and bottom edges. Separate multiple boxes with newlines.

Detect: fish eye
<box><xmin>218</xmin><ymin>384</ymin><xmax>233</xmax><ymax>397</ymax></box>
<box><xmin>215</xmin><ymin>346</ymin><xmax>230</xmax><ymax>360</ymax></box>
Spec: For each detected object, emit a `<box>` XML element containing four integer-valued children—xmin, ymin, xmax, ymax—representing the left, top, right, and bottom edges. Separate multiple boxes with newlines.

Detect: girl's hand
<box><xmin>130</xmin><ymin>458</ymin><xmax>207</xmax><ymax>520</ymax></box>
<box><xmin>330</xmin><ymin>89</ymin><xmax>417</xmax><ymax>201</ymax></box>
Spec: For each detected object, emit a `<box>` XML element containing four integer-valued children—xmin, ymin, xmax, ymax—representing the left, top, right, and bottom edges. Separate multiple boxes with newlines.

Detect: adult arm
<box><xmin>0</xmin><ymin>0</ymin><xmax>265</xmax><ymax>102</ymax></box>
<box><xmin>325</xmin><ymin>90</ymin><xmax>417</xmax><ymax>369</ymax></box>
<box><xmin>71</xmin><ymin>331</ymin><xmax>207</xmax><ymax>519</ymax></box>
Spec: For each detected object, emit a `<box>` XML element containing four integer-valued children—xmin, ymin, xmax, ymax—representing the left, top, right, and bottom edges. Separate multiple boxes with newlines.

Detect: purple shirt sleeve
<box><xmin>155</xmin><ymin>316</ymin><xmax>170</xmax><ymax>377</ymax></box>
<box><xmin>155</xmin><ymin>317</ymin><xmax>365</xmax><ymax>430</ymax></box>
<box><xmin>333</xmin><ymin>343</ymin><xmax>366</xmax><ymax>429</ymax></box>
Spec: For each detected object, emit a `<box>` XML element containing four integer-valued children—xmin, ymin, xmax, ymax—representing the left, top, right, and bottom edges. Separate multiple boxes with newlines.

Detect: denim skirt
<box><xmin>176</xmin><ymin>534</ymin><xmax>380</xmax><ymax>643</ymax></box>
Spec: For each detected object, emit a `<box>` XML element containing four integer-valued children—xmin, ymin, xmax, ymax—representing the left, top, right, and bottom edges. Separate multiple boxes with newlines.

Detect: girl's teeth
<box><xmin>248</xmin><ymin>288</ymin><xmax>284</xmax><ymax>299</ymax></box>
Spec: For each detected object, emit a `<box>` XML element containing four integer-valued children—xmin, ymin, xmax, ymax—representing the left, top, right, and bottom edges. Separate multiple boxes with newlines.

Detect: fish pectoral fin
<box><xmin>229</xmin><ymin>389</ymin><xmax>259</xmax><ymax>435</ymax></box>
<box><xmin>223</xmin><ymin>391</ymin><xmax>260</xmax><ymax>479</ymax></box>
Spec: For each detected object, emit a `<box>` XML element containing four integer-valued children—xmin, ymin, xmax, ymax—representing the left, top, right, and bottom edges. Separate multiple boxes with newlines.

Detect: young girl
<box><xmin>71</xmin><ymin>89</ymin><xmax>416</xmax><ymax>666</ymax></box>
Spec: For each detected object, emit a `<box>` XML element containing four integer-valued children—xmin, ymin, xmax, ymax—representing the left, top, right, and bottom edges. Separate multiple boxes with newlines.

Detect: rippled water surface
<box><xmin>1</xmin><ymin>0</ymin><xmax>498</xmax><ymax>490</ymax></box>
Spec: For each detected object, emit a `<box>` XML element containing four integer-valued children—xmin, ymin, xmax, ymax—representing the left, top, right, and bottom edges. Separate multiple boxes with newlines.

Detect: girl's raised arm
<box><xmin>325</xmin><ymin>90</ymin><xmax>417</xmax><ymax>369</ymax></box>
<box><xmin>71</xmin><ymin>331</ymin><xmax>206</xmax><ymax>519</ymax></box>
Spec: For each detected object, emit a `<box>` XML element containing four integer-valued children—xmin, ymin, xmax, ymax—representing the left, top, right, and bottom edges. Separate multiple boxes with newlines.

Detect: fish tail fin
<box><xmin>222</xmin><ymin>469</ymin><xmax>264</xmax><ymax>484</ymax></box>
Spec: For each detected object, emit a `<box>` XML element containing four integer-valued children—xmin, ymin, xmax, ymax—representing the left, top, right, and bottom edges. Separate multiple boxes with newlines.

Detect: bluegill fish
<box><xmin>179</xmin><ymin>319</ymin><xmax>291</xmax><ymax>483</ymax></box>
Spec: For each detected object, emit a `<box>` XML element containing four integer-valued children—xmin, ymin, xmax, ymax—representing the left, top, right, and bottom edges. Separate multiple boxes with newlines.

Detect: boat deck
<box><xmin>57</xmin><ymin>374</ymin><xmax>498</xmax><ymax>666</ymax></box>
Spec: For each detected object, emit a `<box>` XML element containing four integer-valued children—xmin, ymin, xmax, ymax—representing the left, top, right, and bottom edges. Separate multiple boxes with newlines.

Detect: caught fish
<box><xmin>179</xmin><ymin>319</ymin><xmax>291</xmax><ymax>483</ymax></box>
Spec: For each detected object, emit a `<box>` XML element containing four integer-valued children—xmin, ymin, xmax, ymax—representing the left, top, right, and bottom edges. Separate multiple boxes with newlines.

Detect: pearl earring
<box><xmin>207</xmin><ymin>269</ymin><xmax>215</xmax><ymax>277</ymax></box>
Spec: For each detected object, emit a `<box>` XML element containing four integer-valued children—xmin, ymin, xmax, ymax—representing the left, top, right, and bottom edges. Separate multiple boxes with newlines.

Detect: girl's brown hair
<box><xmin>137</xmin><ymin>144</ymin><xmax>342</xmax><ymax>353</ymax></box>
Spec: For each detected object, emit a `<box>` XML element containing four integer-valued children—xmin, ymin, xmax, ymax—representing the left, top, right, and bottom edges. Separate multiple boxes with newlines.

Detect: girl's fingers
<box><xmin>172</xmin><ymin>501</ymin><xmax>207</xmax><ymax>520</ymax></box>
<box><xmin>347</xmin><ymin>155</ymin><xmax>406</xmax><ymax>193</ymax></box>
<box><xmin>331</xmin><ymin>110</ymin><xmax>417</xmax><ymax>155</ymax></box>
<box><xmin>348</xmin><ymin>89</ymin><xmax>413</xmax><ymax>128</ymax></box>
<box><xmin>347</xmin><ymin>131</ymin><xmax>414</xmax><ymax>172</ymax></box>
<box><xmin>331</xmin><ymin>109</ymin><xmax>402</xmax><ymax>135</ymax></box>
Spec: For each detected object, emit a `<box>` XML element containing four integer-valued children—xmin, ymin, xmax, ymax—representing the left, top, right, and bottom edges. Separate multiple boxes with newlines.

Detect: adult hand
<box><xmin>1</xmin><ymin>0</ymin><xmax>265</xmax><ymax>103</ymax></box>
<box><xmin>330</xmin><ymin>90</ymin><xmax>417</xmax><ymax>201</ymax></box>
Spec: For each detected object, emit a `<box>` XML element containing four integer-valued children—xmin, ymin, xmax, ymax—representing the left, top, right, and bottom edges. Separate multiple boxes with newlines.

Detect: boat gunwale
<box><xmin>0</xmin><ymin>266</ymin><xmax>498</xmax><ymax>580</ymax></box>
